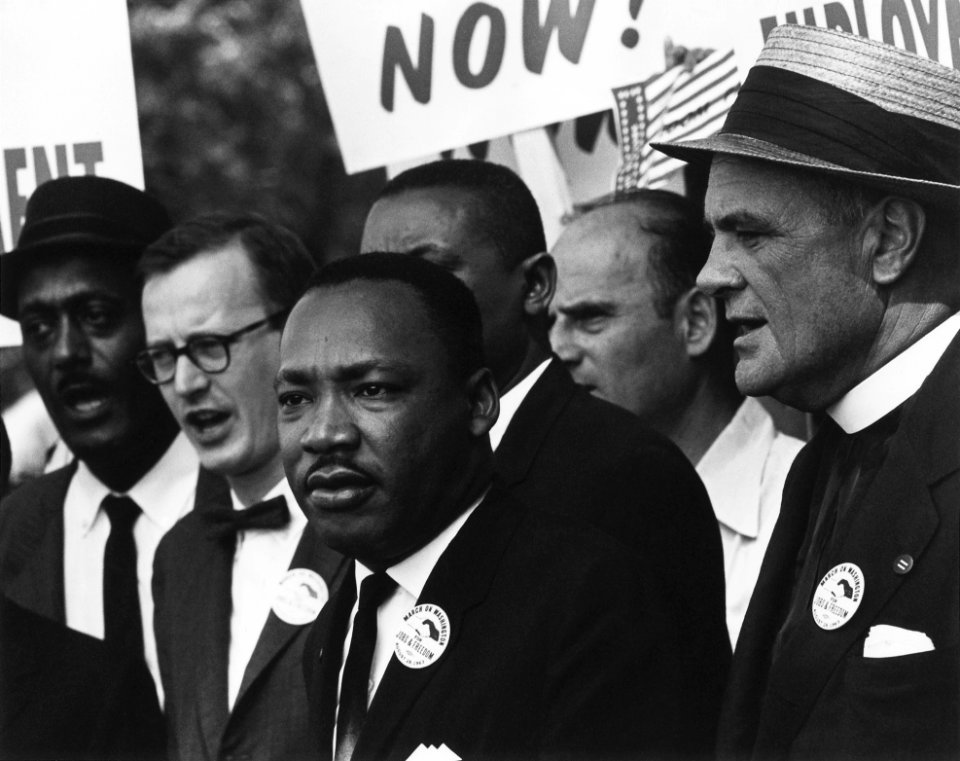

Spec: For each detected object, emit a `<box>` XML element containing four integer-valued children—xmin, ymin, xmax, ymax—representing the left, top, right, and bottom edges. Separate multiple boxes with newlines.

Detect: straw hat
<box><xmin>653</xmin><ymin>24</ymin><xmax>960</xmax><ymax>208</ymax></box>
<box><xmin>1</xmin><ymin>176</ymin><xmax>171</xmax><ymax>318</ymax></box>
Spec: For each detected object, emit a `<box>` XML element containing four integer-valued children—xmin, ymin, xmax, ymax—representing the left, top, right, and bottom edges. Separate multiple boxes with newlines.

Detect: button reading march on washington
<box><xmin>395</xmin><ymin>604</ymin><xmax>450</xmax><ymax>669</ymax></box>
<box><xmin>271</xmin><ymin>568</ymin><xmax>328</xmax><ymax>625</ymax></box>
<box><xmin>812</xmin><ymin>563</ymin><xmax>864</xmax><ymax>630</ymax></box>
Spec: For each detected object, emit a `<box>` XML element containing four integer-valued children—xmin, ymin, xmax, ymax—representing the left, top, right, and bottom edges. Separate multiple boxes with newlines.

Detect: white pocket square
<box><xmin>405</xmin><ymin>743</ymin><xmax>462</xmax><ymax>761</ymax></box>
<box><xmin>863</xmin><ymin>624</ymin><xmax>935</xmax><ymax>658</ymax></box>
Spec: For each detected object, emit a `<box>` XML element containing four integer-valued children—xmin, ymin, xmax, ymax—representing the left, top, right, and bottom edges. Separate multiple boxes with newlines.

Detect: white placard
<box><xmin>301</xmin><ymin>0</ymin><xmax>722</xmax><ymax>173</ymax></box>
<box><xmin>0</xmin><ymin>0</ymin><xmax>145</xmax><ymax>256</ymax></box>
<box><xmin>732</xmin><ymin>0</ymin><xmax>960</xmax><ymax>73</ymax></box>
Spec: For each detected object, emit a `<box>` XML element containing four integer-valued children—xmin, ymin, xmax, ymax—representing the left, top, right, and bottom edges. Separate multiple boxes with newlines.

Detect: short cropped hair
<box><xmin>139</xmin><ymin>212</ymin><xmax>317</xmax><ymax>312</ymax></box>
<box><xmin>377</xmin><ymin>159</ymin><xmax>546</xmax><ymax>269</ymax></box>
<box><xmin>578</xmin><ymin>189</ymin><xmax>713</xmax><ymax>319</ymax></box>
<box><xmin>307</xmin><ymin>253</ymin><xmax>486</xmax><ymax>381</ymax></box>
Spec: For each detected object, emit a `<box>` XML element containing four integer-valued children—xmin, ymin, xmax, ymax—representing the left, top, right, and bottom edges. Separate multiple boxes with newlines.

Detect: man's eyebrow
<box><xmin>706</xmin><ymin>210</ymin><xmax>770</xmax><ymax>232</ymax></box>
<box><xmin>274</xmin><ymin>359</ymin><xmax>419</xmax><ymax>389</ymax></box>
<box><xmin>556</xmin><ymin>299</ymin><xmax>616</xmax><ymax>317</ymax></box>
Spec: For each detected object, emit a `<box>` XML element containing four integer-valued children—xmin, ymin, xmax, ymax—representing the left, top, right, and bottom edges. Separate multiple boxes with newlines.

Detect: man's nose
<box><xmin>696</xmin><ymin>239</ymin><xmax>746</xmax><ymax>297</ymax></box>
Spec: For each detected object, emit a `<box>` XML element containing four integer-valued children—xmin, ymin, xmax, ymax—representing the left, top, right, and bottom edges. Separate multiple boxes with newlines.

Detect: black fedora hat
<box><xmin>1</xmin><ymin>175</ymin><xmax>172</xmax><ymax>319</ymax></box>
<box><xmin>653</xmin><ymin>25</ymin><xmax>960</xmax><ymax>209</ymax></box>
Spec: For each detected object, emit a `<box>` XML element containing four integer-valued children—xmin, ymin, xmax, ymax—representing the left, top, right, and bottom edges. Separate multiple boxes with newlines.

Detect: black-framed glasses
<box><xmin>135</xmin><ymin>310</ymin><xmax>287</xmax><ymax>385</ymax></box>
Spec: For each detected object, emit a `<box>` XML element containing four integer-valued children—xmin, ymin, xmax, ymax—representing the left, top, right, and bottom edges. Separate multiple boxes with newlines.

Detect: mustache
<box><xmin>304</xmin><ymin>455</ymin><xmax>374</xmax><ymax>483</ymax></box>
<box><xmin>55</xmin><ymin>372</ymin><xmax>109</xmax><ymax>397</ymax></box>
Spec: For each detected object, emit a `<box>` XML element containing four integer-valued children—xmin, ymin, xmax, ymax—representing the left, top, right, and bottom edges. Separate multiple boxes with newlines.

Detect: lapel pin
<box><xmin>395</xmin><ymin>603</ymin><xmax>450</xmax><ymax>669</ymax></box>
<box><xmin>893</xmin><ymin>554</ymin><xmax>914</xmax><ymax>575</ymax></box>
<box><xmin>272</xmin><ymin>568</ymin><xmax>328</xmax><ymax>625</ymax></box>
<box><xmin>812</xmin><ymin>562</ymin><xmax>865</xmax><ymax>630</ymax></box>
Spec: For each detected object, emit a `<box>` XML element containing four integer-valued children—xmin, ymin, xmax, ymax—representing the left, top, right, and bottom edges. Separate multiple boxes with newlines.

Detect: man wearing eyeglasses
<box><xmin>0</xmin><ymin>176</ymin><xmax>199</xmax><ymax>760</ymax></box>
<box><xmin>139</xmin><ymin>213</ymin><xmax>347</xmax><ymax>761</ymax></box>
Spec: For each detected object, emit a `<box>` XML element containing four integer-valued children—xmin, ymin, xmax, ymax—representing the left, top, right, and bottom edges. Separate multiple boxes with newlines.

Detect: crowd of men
<box><xmin>0</xmin><ymin>23</ymin><xmax>958</xmax><ymax>761</ymax></box>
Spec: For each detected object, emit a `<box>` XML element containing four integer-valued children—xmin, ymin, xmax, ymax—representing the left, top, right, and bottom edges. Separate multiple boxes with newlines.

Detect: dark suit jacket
<box><xmin>153</xmin><ymin>487</ymin><xmax>348</xmax><ymax>761</ymax></box>
<box><xmin>717</xmin><ymin>331</ymin><xmax>960</xmax><ymax>761</ymax></box>
<box><xmin>305</xmin><ymin>484</ymin><xmax>689</xmax><ymax>761</ymax></box>
<box><xmin>495</xmin><ymin>358</ymin><xmax>730</xmax><ymax>756</ymax></box>
<box><xmin>0</xmin><ymin>463</ymin><xmax>220</xmax><ymax>760</ymax></box>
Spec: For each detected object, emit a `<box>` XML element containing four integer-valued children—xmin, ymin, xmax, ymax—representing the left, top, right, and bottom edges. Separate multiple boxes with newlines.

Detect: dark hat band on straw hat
<box><xmin>724</xmin><ymin>65</ymin><xmax>960</xmax><ymax>186</ymax></box>
<box><xmin>652</xmin><ymin>24</ymin><xmax>960</xmax><ymax>206</ymax></box>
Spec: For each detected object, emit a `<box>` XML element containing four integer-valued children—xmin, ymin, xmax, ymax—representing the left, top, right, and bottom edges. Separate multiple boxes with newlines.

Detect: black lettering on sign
<box><xmin>380</xmin><ymin>14</ymin><xmax>435</xmax><ymax>112</ymax></box>
<box><xmin>824</xmin><ymin>2</ymin><xmax>855</xmax><ymax>32</ymax></box>
<box><xmin>948</xmin><ymin>0</ymin><xmax>960</xmax><ymax>69</ymax></box>
<box><xmin>2</xmin><ymin>141</ymin><xmax>104</xmax><ymax>251</ymax></box>
<box><xmin>453</xmin><ymin>3</ymin><xmax>507</xmax><ymax>88</ymax></box>
<box><xmin>523</xmin><ymin>0</ymin><xmax>596</xmax><ymax>74</ymax></box>
<box><xmin>883</xmin><ymin>0</ymin><xmax>919</xmax><ymax>52</ymax></box>
<box><xmin>4</xmin><ymin>148</ymin><xmax>28</xmax><ymax>246</ymax></box>
<box><xmin>911</xmin><ymin>0</ymin><xmax>940</xmax><ymax>59</ymax></box>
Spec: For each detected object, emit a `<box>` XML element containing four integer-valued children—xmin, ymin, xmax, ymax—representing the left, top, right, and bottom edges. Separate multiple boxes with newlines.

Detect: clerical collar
<box><xmin>488</xmin><ymin>358</ymin><xmax>552</xmax><ymax>451</ymax></box>
<box><xmin>356</xmin><ymin>487</ymin><xmax>488</xmax><ymax>600</ymax></box>
<box><xmin>828</xmin><ymin>311</ymin><xmax>960</xmax><ymax>434</ymax></box>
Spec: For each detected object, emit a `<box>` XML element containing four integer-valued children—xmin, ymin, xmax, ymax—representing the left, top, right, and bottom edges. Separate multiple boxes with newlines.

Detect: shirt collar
<box><xmin>355</xmin><ymin>488</ymin><xmax>488</xmax><ymax>600</ymax></box>
<box><xmin>489</xmin><ymin>358</ymin><xmax>552</xmax><ymax>451</ymax></box>
<box><xmin>828</xmin><ymin>311</ymin><xmax>960</xmax><ymax>433</ymax></box>
<box><xmin>695</xmin><ymin>397</ymin><xmax>773</xmax><ymax>539</ymax></box>
<box><xmin>75</xmin><ymin>432</ymin><xmax>199</xmax><ymax>535</ymax></box>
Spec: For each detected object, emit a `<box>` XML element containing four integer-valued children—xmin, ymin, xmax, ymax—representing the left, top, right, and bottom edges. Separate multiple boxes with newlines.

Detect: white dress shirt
<box><xmin>332</xmin><ymin>491</ymin><xmax>486</xmax><ymax>748</ymax></box>
<box><xmin>227</xmin><ymin>477</ymin><xmax>307</xmax><ymax>709</ymax></box>
<box><xmin>63</xmin><ymin>432</ymin><xmax>199</xmax><ymax>703</ymax></box>
<box><xmin>827</xmin><ymin>311</ymin><xmax>960</xmax><ymax>433</ymax></box>
<box><xmin>488</xmin><ymin>358</ymin><xmax>551</xmax><ymax>451</ymax></box>
<box><xmin>696</xmin><ymin>398</ymin><xmax>804</xmax><ymax>647</ymax></box>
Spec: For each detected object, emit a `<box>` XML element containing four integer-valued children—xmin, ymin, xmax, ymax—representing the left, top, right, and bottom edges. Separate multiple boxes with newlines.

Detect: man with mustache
<box><xmin>360</xmin><ymin>159</ymin><xmax>729</xmax><ymax>755</ymax></box>
<box><xmin>139</xmin><ymin>214</ymin><xmax>347</xmax><ymax>761</ymax></box>
<box><xmin>0</xmin><ymin>175</ymin><xmax>200</xmax><ymax>759</ymax></box>
<box><xmin>655</xmin><ymin>25</ymin><xmax>960</xmax><ymax>759</ymax></box>
<box><xmin>278</xmin><ymin>252</ymin><xmax>686</xmax><ymax>761</ymax></box>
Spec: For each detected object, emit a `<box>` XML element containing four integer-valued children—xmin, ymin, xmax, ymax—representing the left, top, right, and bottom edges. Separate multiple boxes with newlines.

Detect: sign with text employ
<box><xmin>733</xmin><ymin>0</ymin><xmax>960</xmax><ymax>71</ymax></box>
<box><xmin>301</xmin><ymin>0</ymin><xmax>723</xmax><ymax>173</ymax></box>
<box><xmin>0</xmin><ymin>0</ymin><xmax>145</xmax><ymax>256</ymax></box>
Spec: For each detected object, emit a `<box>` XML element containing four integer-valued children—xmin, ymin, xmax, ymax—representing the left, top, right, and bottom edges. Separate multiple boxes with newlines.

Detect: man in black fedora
<box><xmin>656</xmin><ymin>24</ymin><xmax>960</xmax><ymax>761</ymax></box>
<box><xmin>0</xmin><ymin>175</ymin><xmax>208</xmax><ymax>759</ymax></box>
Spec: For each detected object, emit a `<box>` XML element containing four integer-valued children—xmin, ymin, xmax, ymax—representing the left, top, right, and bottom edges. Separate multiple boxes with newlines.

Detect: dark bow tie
<box><xmin>204</xmin><ymin>495</ymin><xmax>290</xmax><ymax>539</ymax></box>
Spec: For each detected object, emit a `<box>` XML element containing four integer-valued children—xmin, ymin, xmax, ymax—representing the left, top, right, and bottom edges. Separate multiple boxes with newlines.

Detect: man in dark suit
<box><xmin>138</xmin><ymin>214</ymin><xmax>347</xmax><ymax>761</ymax></box>
<box><xmin>0</xmin><ymin>176</ymin><xmax>196</xmax><ymax>760</ymax></box>
<box><xmin>656</xmin><ymin>24</ymin><xmax>960</xmax><ymax>761</ymax></box>
<box><xmin>360</xmin><ymin>159</ymin><xmax>729</xmax><ymax>756</ymax></box>
<box><xmin>278</xmin><ymin>252</ymin><xmax>689</xmax><ymax>760</ymax></box>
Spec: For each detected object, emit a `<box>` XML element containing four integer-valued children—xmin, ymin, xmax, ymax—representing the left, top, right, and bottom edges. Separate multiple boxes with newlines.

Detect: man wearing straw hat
<box><xmin>655</xmin><ymin>24</ymin><xmax>960</xmax><ymax>761</ymax></box>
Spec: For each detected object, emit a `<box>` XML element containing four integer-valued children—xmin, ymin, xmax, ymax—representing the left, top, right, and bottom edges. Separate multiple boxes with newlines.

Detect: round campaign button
<box><xmin>394</xmin><ymin>604</ymin><xmax>450</xmax><ymax>669</ymax></box>
<box><xmin>272</xmin><ymin>568</ymin><xmax>328</xmax><ymax>625</ymax></box>
<box><xmin>811</xmin><ymin>562</ymin><xmax>865</xmax><ymax>630</ymax></box>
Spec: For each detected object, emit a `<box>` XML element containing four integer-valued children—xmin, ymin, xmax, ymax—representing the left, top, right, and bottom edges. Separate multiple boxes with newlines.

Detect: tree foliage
<box><xmin>128</xmin><ymin>0</ymin><xmax>384</xmax><ymax>262</ymax></box>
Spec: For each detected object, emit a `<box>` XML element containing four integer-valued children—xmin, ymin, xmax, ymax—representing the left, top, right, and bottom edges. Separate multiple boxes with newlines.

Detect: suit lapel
<box><xmin>494</xmin><ymin>358</ymin><xmax>573</xmax><ymax>487</ymax></box>
<box><xmin>191</xmin><ymin>482</ymin><xmax>235</xmax><ymax>757</ymax></box>
<box><xmin>233</xmin><ymin>525</ymin><xmax>347</xmax><ymax>706</ymax></box>
<box><xmin>355</xmin><ymin>486</ymin><xmax>522</xmax><ymax>759</ymax></box>
<box><xmin>4</xmin><ymin>463</ymin><xmax>75</xmax><ymax>622</ymax></box>
<box><xmin>757</xmin><ymin>331</ymin><xmax>960</xmax><ymax>751</ymax></box>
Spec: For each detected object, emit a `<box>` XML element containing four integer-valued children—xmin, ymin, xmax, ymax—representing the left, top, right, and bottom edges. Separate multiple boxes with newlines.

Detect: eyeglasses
<box><xmin>135</xmin><ymin>310</ymin><xmax>287</xmax><ymax>385</ymax></box>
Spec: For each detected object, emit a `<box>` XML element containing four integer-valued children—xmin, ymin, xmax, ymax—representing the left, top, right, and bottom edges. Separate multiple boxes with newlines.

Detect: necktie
<box><xmin>203</xmin><ymin>495</ymin><xmax>290</xmax><ymax>539</ymax></box>
<box><xmin>336</xmin><ymin>572</ymin><xmax>398</xmax><ymax>761</ymax></box>
<box><xmin>101</xmin><ymin>494</ymin><xmax>143</xmax><ymax>658</ymax></box>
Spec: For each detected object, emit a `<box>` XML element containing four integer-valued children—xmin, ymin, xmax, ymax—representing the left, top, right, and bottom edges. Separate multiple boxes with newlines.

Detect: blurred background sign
<box><xmin>0</xmin><ymin>0</ymin><xmax>144</xmax><ymax>346</ymax></box>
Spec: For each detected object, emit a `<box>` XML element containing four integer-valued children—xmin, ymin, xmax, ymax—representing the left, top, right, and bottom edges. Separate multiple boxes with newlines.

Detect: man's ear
<box><xmin>863</xmin><ymin>197</ymin><xmax>926</xmax><ymax>286</ymax></box>
<box><xmin>674</xmin><ymin>287</ymin><xmax>718</xmax><ymax>359</ymax></box>
<box><xmin>520</xmin><ymin>252</ymin><xmax>556</xmax><ymax>317</ymax></box>
<box><xmin>465</xmin><ymin>367</ymin><xmax>500</xmax><ymax>437</ymax></box>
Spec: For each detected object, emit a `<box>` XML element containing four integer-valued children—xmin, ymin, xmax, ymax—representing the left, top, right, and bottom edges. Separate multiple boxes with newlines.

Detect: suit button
<box><xmin>893</xmin><ymin>554</ymin><xmax>914</xmax><ymax>574</ymax></box>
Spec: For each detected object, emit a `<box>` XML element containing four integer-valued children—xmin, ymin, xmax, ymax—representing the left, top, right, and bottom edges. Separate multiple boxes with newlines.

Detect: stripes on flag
<box><xmin>613</xmin><ymin>49</ymin><xmax>740</xmax><ymax>192</ymax></box>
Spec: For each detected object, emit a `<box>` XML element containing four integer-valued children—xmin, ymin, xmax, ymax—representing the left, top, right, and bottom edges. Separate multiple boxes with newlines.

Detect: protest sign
<box><xmin>0</xmin><ymin>0</ymin><xmax>143</xmax><ymax>345</ymax></box>
<box><xmin>733</xmin><ymin>0</ymin><xmax>960</xmax><ymax>70</ymax></box>
<box><xmin>301</xmin><ymin>0</ymin><xmax>722</xmax><ymax>173</ymax></box>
